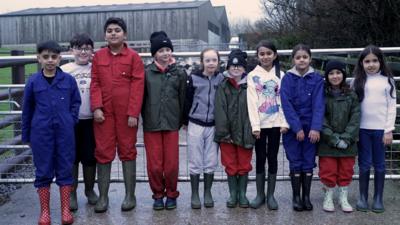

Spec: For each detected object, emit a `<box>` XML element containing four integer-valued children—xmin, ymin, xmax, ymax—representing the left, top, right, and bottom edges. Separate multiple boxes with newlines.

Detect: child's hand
<box><xmin>383</xmin><ymin>132</ymin><xmax>393</xmax><ymax>146</ymax></box>
<box><xmin>94</xmin><ymin>109</ymin><xmax>105</xmax><ymax>123</ymax></box>
<box><xmin>252</xmin><ymin>131</ymin><xmax>261</xmax><ymax>139</ymax></box>
<box><xmin>308</xmin><ymin>130</ymin><xmax>320</xmax><ymax>143</ymax></box>
<box><xmin>296</xmin><ymin>130</ymin><xmax>305</xmax><ymax>141</ymax></box>
<box><xmin>128</xmin><ymin>116</ymin><xmax>138</xmax><ymax>127</ymax></box>
<box><xmin>280</xmin><ymin>127</ymin><xmax>288</xmax><ymax>134</ymax></box>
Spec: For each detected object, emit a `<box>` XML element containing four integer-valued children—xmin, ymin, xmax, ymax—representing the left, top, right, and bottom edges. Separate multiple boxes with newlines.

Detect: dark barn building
<box><xmin>0</xmin><ymin>0</ymin><xmax>231</xmax><ymax>51</ymax></box>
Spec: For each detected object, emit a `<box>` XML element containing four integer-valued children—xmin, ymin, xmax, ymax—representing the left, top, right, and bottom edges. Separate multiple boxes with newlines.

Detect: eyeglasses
<box><xmin>73</xmin><ymin>47</ymin><xmax>93</xmax><ymax>53</ymax></box>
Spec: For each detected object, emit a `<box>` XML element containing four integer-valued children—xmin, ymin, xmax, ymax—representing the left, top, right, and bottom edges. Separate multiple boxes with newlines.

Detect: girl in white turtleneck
<box><xmin>352</xmin><ymin>45</ymin><xmax>396</xmax><ymax>213</ymax></box>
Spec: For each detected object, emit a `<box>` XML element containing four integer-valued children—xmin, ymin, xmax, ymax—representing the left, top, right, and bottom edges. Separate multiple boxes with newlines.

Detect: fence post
<box><xmin>11</xmin><ymin>50</ymin><xmax>24</xmax><ymax>139</ymax></box>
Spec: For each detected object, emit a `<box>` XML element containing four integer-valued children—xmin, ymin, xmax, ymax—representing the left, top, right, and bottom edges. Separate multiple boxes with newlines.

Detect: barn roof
<box><xmin>1</xmin><ymin>0</ymin><xmax>208</xmax><ymax>16</ymax></box>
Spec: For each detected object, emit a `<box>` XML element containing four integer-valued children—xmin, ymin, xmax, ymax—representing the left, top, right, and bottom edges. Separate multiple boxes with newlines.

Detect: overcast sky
<box><xmin>0</xmin><ymin>0</ymin><xmax>264</xmax><ymax>23</ymax></box>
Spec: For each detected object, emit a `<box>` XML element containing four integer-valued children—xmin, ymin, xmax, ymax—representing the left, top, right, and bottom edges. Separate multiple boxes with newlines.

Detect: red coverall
<box><xmin>90</xmin><ymin>44</ymin><xmax>145</xmax><ymax>163</ymax></box>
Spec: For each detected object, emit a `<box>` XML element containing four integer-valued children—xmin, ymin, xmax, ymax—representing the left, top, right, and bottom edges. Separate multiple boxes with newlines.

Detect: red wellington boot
<box><xmin>60</xmin><ymin>186</ymin><xmax>74</xmax><ymax>225</ymax></box>
<box><xmin>37</xmin><ymin>187</ymin><xmax>51</xmax><ymax>225</ymax></box>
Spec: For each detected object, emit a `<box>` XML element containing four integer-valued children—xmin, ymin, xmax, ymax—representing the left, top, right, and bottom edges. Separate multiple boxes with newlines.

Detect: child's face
<box><xmin>327</xmin><ymin>69</ymin><xmax>343</xmax><ymax>88</ymax></box>
<box><xmin>37</xmin><ymin>50</ymin><xmax>61</xmax><ymax>73</ymax></box>
<box><xmin>258</xmin><ymin>46</ymin><xmax>276</xmax><ymax>69</ymax></box>
<box><xmin>71</xmin><ymin>44</ymin><xmax>93</xmax><ymax>65</ymax></box>
<box><xmin>362</xmin><ymin>53</ymin><xmax>380</xmax><ymax>74</ymax></box>
<box><xmin>293</xmin><ymin>50</ymin><xmax>311</xmax><ymax>72</ymax></box>
<box><xmin>154</xmin><ymin>47</ymin><xmax>172</xmax><ymax>64</ymax></box>
<box><xmin>105</xmin><ymin>24</ymin><xmax>126</xmax><ymax>46</ymax></box>
<box><xmin>202</xmin><ymin>50</ymin><xmax>219</xmax><ymax>75</ymax></box>
<box><xmin>228</xmin><ymin>65</ymin><xmax>245</xmax><ymax>77</ymax></box>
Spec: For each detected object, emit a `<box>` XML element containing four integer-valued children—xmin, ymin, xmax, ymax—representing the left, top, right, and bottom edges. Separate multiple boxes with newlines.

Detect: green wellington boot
<box><xmin>238</xmin><ymin>174</ymin><xmax>249</xmax><ymax>208</ymax></box>
<box><xmin>226</xmin><ymin>175</ymin><xmax>238</xmax><ymax>208</ymax></box>
<box><xmin>94</xmin><ymin>163</ymin><xmax>111</xmax><ymax>213</ymax></box>
<box><xmin>82</xmin><ymin>165</ymin><xmax>98</xmax><ymax>205</ymax></box>
<box><xmin>250</xmin><ymin>173</ymin><xmax>265</xmax><ymax>209</ymax></box>
<box><xmin>190</xmin><ymin>174</ymin><xmax>201</xmax><ymax>209</ymax></box>
<box><xmin>69</xmin><ymin>164</ymin><xmax>79</xmax><ymax>211</ymax></box>
<box><xmin>203</xmin><ymin>173</ymin><xmax>214</xmax><ymax>208</ymax></box>
<box><xmin>266</xmin><ymin>173</ymin><xmax>278</xmax><ymax>210</ymax></box>
<box><xmin>121</xmin><ymin>160</ymin><xmax>137</xmax><ymax>211</ymax></box>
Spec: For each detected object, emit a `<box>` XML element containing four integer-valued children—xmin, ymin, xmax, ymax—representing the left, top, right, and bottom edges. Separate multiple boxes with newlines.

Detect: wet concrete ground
<box><xmin>1</xmin><ymin>178</ymin><xmax>400</xmax><ymax>225</ymax></box>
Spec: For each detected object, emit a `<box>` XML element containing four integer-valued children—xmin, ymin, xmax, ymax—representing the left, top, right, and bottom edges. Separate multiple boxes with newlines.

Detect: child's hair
<box><xmin>103</xmin><ymin>17</ymin><xmax>127</xmax><ymax>33</ymax></box>
<box><xmin>69</xmin><ymin>33</ymin><xmax>94</xmax><ymax>48</ymax></box>
<box><xmin>256</xmin><ymin>40</ymin><xmax>281</xmax><ymax>78</ymax></box>
<box><xmin>353</xmin><ymin>45</ymin><xmax>395</xmax><ymax>102</ymax></box>
<box><xmin>291</xmin><ymin>43</ymin><xmax>312</xmax><ymax>58</ymax></box>
<box><xmin>199</xmin><ymin>48</ymin><xmax>220</xmax><ymax>72</ymax></box>
<box><xmin>37</xmin><ymin>40</ymin><xmax>62</xmax><ymax>54</ymax></box>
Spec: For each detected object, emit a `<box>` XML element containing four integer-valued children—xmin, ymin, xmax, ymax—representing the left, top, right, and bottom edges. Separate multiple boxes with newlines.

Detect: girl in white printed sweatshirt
<box><xmin>247</xmin><ymin>41</ymin><xmax>288</xmax><ymax>209</ymax></box>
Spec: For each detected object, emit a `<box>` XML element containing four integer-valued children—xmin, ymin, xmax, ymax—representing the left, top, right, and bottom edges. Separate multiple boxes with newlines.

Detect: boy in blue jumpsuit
<box><xmin>22</xmin><ymin>40</ymin><xmax>81</xmax><ymax>225</ymax></box>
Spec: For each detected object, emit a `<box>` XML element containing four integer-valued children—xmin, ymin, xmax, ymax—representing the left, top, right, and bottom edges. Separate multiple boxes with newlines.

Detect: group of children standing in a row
<box><xmin>21</xmin><ymin>17</ymin><xmax>396</xmax><ymax>225</ymax></box>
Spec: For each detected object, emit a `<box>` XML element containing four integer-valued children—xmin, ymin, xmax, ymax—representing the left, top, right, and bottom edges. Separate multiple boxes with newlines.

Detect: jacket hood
<box><xmin>287</xmin><ymin>66</ymin><xmax>315</xmax><ymax>77</ymax></box>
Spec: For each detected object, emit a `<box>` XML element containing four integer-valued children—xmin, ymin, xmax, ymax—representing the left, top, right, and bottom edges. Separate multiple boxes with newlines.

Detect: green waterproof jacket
<box><xmin>214</xmin><ymin>77</ymin><xmax>255</xmax><ymax>149</ymax></box>
<box><xmin>142</xmin><ymin>63</ymin><xmax>187</xmax><ymax>131</ymax></box>
<box><xmin>318</xmin><ymin>88</ymin><xmax>360</xmax><ymax>157</ymax></box>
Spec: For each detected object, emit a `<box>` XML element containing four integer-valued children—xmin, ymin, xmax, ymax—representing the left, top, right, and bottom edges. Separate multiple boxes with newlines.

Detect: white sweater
<box><xmin>360</xmin><ymin>73</ymin><xmax>396</xmax><ymax>133</ymax></box>
<box><xmin>247</xmin><ymin>65</ymin><xmax>289</xmax><ymax>132</ymax></box>
<box><xmin>61</xmin><ymin>62</ymin><xmax>93</xmax><ymax>119</ymax></box>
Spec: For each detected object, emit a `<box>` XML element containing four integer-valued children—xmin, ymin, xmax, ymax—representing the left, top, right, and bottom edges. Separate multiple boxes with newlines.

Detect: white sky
<box><xmin>0</xmin><ymin>0</ymin><xmax>264</xmax><ymax>23</ymax></box>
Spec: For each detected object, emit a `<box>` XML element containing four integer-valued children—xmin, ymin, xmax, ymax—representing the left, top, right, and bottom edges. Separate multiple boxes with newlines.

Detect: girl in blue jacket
<box><xmin>280</xmin><ymin>44</ymin><xmax>325</xmax><ymax>211</ymax></box>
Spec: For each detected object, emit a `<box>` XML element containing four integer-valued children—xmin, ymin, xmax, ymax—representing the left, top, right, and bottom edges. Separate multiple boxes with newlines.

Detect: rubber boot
<box><xmin>266</xmin><ymin>173</ymin><xmax>278</xmax><ymax>210</ymax></box>
<box><xmin>94</xmin><ymin>163</ymin><xmax>111</xmax><ymax>213</ymax></box>
<box><xmin>323</xmin><ymin>185</ymin><xmax>335</xmax><ymax>212</ymax></box>
<box><xmin>290</xmin><ymin>173</ymin><xmax>303</xmax><ymax>211</ymax></box>
<box><xmin>238</xmin><ymin>174</ymin><xmax>249</xmax><ymax>208</ymax></box>
<box><xmin>356</xmin><ymin>170</ymin><xmax>370</xmax><ymax>212</ymax></box>
<box><xmin>37</xmin><ymin>187</ymin><xmax>51</xmax><ymax>225</ymax></box>
<box><xmin>226</xmin><ymin>175</ymin><xmax>238</xmax><ymax>208</ymax></box>
<box><xmin>203</xmin><ymin>173</ymin><xmax>214</xmax><ymax>208</ymax></box>
<box><xmin>60</xmin><ymin>186</ymin><xmax>74</xmax><ymax>225</ymax></box>
<box><xmin>250</xmin><ymin>173</ymin><xmax>265</xmax><ymax>209</ymax></box>
<box><xmin>338</xmin><ymin>186</ymin><xmax>353</xmax><ymax>212</ymax></box>
<box><xmin>121</xmin><ymin>160</ymin><xmax>137</xmax><ymax>211</ymax></box>
<box><xmin>82</xmin><ymin>165</ymin><xmax>98</xmax><ymax>205</ymax></box>
<box><xmin>301</xmin><ymin>172</ymin><xmax>313</xmax><ymax>211</ymax></box>
<box><xmin>371</xmin><ymin>171</ymin><xmax>385</xmax><ymax>213</ymax></box>
<box><xmin>69</xmin><ymin>164</ymin><xmax>79</xmax><ymax>211</ymax></box>
<box><xmin>190</xmin><ymin>174</ymin><xmax>201</xmax><ymax>209</ymax></box>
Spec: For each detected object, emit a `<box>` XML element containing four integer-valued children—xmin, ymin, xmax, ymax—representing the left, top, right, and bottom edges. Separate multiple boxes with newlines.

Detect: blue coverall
<box><xmin>280</xmin><ymin>69</ymin><xmax>325</xmax><ymax>173</ymax></box>
<box><xmin>22</xmin><ymin>68</ymin><xmax>81</xmax><ymax>187</ymax></box>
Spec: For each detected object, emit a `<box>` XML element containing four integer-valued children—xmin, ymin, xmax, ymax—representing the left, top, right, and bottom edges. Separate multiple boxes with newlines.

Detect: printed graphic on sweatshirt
<box><xmin>253</xmin><ymin>76</ymin><xmax>280</xmax><ymax>114</ymax></box>
<box><xmin>74</xmin><ymin>72</ymin><xmax>91</xmax><ymax>95</ymax></box>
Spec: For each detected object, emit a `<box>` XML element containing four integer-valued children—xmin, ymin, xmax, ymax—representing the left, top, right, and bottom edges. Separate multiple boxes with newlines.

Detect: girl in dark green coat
<box><xmin>318</xmin><ymin>60</ymin><xmax>360</xmax><ymax>213</ymax></box>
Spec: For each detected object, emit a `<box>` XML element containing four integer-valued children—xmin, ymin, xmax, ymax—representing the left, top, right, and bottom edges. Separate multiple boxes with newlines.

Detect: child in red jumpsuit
<box><xmin>90</xmin><ymin>17</ymin><xmax>145</xmax><ymax>213</ymax></box>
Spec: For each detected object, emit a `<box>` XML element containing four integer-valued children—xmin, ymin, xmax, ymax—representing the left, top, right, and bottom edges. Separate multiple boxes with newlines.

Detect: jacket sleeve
<box><xmin>127</xmin><ymin>52</ymin><xmax>145</xmax><ymax>118</ymax></box>
<box><xmin>246</xmin><ymin>72</ymin><xmax>261</xmax><ymax>132</ymax></box>
<box><xmin>277</xmin><ymin>72</ymin><xmax>289</xmax><ymax>128</ymax></box>
<box><xmin>214</xmin><ymin>84</ymin><xmax>231</xmax><ymax>142</ymax></box>
<box><xmin>21</xmin><ymin>78</ymin><xmax>34</xmax><ymax>143</ymax></box>
<box><xmin>311</xmin><ymin>77</ymin><xmax>325</xmax><ymax>131</ymax></box>
<box><xmin>280</xmin><ymin>75</ymin><xmax>302</xmax><ymax>133</ymax></box>
<box><xmin>384</xmin><ymin>78</ymin><xmax>397</xmax><ymax>133</ymax></box>
<box><xmin>339</xmin><ymin>92</ymin><xmax>361</xmax><ymax>144</ymax></box>
<box><xmin>70</xmin><ymin>77</ymin><xmax>81</xmax><ymax>124</ymax></box>
<box><xmin>179</xmin><ymin>69</ymin><xmax>188</xmax><ymax>126</ymax></box>
<box><xmin>322</xmin><ymin>115</ymin><xmax>341</xmax><ymax>147</ymax></box>
<box><xmin>182</xmin><ymin>75</ymin><xmax>194</xmax><ymax>126</ymax></box>
<box><xmin>90</xmin><ymin>54</ymin><xmax>103</xmax><ymax>112</ymax></box>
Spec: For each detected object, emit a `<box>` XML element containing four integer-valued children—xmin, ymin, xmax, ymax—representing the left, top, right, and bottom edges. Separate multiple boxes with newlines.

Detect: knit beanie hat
<box><xmin>227</xmin><ymin>49</ymin><xmax>247</xmax><ymax>69</ymax></box>
<box><xmin>150</xmin><ymin>31</ymin><xmax>173</xmax><ymax>56</ymax></box>
<box><xmin>324</xmin><ymin>60</ymin><xmax>346</xmax><ymax>76</ymax></box>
